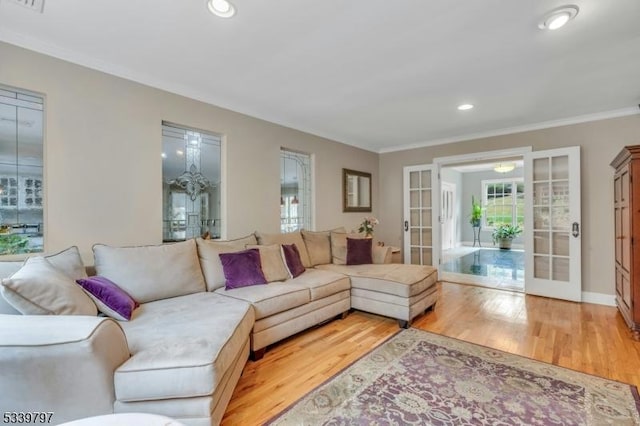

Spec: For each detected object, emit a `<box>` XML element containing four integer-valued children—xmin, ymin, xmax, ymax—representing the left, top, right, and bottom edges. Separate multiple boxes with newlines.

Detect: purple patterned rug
<box><xmin>266</xmin><ymin>328</ymin><xmax>640</xmax><ymax>425</ymax></box>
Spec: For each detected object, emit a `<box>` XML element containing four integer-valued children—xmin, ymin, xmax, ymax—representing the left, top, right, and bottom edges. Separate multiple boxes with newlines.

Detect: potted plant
<box><xmin>492</xmin><ymin>224</ymin><xmax>522</xmax><ymax>250</ymax></box>
<box><xmin>469</xmin><ymin>196</ymin><xmax>483</xmax><ymax>227</ymax></box>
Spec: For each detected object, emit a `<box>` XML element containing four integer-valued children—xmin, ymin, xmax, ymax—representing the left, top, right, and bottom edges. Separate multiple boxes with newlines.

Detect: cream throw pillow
<box><xmin>0</xmin><ymin>257</ymin><xmax>97</xmax><ymax>316</ymax></box>
<box><xmin>255</xmin><ymin>231</ymin><xmax>312</xmax><ymax>268</ymax></box>
<box><xmin>246</xmin><ymin>244</ymin><xmax>290</xmax><ymax>282</ymax></box>
<box><xmin>330</xmin><ymin>231</ymin><xmax>365</xmax><ymax>265</ymax></box>
<box><xmin>42</xmin><ymin>246</ymin><xmax>88</xmax><ymax>281</ymax></box>
<box><xmin>302</xmin><ymin>228</ymin><xmax>345</xmax><ymax>266</ymax></box>
<box><xmin>196</xmin><ymin>234</ymin><xmax>259</xmax><ymax>291</ymax></box>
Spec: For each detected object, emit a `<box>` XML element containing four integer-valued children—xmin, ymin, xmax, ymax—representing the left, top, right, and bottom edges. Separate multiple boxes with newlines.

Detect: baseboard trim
<box><xmin>582</xmin><ymin>291</ymin><xmax>616</xmax><ymax>307</ymax></box>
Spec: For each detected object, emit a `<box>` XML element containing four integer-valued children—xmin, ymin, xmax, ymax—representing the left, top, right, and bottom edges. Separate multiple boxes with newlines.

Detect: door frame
<box><xmin>441</xmin><ymin>181</ymin><xmax>456</xmax><ymax>251</ymax></box>
<box><xmin>432</xmin><ymin>147</ymin><xmax>533</xmax><ymax>269</ymax></box>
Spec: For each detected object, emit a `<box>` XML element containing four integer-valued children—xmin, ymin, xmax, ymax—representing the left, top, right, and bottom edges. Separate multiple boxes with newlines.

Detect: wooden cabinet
<box><xmin>611</xmin><ymin>146</ymin><xmax>640</xmax><ymax>337</ymax></box>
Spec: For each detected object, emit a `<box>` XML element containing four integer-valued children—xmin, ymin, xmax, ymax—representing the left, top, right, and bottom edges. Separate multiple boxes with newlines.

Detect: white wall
<box><xmin>440</xmin><ymin>167</ymin><xmax>462</xmax><ymax>246</ymax></box>
<box><xmin>378</xmin><ymin>114</ymin><xmax>640</xmax><ymax>295</ymax></box>
<box><xmin>0</xmin><ymin>42</ymin><xmax>379</xmax><ymax>263</ymax></box>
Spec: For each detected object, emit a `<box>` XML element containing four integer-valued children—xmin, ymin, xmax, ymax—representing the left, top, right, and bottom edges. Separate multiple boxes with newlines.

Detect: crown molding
<box><xmin>377</xmin><ymin>107</ymin><xmax>640</xmax><ymax>154</ymax></box>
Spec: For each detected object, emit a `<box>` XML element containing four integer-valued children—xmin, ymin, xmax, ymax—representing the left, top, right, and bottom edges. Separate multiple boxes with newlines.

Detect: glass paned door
<box><xmin>524</xmin><ymin>147</ymin><xmax>581</xmax><ymax>301</ymax></box>
<box><xmin>403</xmin><ymin>165</ymin><xmax>434</xmax><ymax>265</ymax></box>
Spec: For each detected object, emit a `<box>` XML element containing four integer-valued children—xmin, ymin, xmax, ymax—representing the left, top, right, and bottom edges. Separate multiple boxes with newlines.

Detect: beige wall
<box><xmin>378</xmin><ymin>114</ymin><xmax>640</xmax><ymax>295</ymax></box>
<box><xmin>0</xmin><ymin>42</ymin><xmax>378</xmax><ymax>263</ymax></box>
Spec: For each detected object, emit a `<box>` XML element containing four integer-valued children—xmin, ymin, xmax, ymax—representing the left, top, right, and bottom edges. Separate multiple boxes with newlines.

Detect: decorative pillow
<box><xmin>196</xmin><ymin>234</ymin><xmax>258</xmax><ymax>291</ymax></box>
<box><xmin>281</xmin><ymin>244</ymin><xmax>306</xmax><ymax>278</ymax></box>
<box><xmin>255</xmin><ymin>231</ymin><xmax>312</xmax><ymax>268</ymax></box>
<box><xmin>347</xmin><ymin>238</ymin><xmax>373</xmax><ymax>265</ymax></box>
<box><xmin>43</xmin><ymin>246</ymin><xmax>88</xmax><ymax>281</ymax></box>
<box><xmin>330</xmin><ymin>231</ymin><xmax>364</xmax><ymax>265</ymax></box>
<box><xmin>246</xmin><ymin>244</ymin><xmax>290</xmax><ymax>282</ymax></box>
<box><xmin>219</xmin><ymin>249</ymin><xmax>267</xmax><ymax>289</ymax></box>
<box><xmin>76</xmin><ymin>276</ymin><xmax>139</xmax><ymax>321</ymax></box>
<box><xmin>301</xmin><ymin>228</ymin><xmax>345</xmax><ymax>266</ymax></box>
<box><xmin>93</xmin><ymin>240</ymin><xmax>206</xmax><ymax>303</ymax></box>
<box><xmin>0</xmin><ymin>257</ymin><xmax>97</xmax><ymax>316</ymax></box>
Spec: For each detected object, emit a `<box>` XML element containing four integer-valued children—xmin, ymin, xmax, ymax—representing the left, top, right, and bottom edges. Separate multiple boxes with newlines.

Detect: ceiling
<box><xmin>1</xmin><ymin>0</ymin><xmax>639</xmax><ymax>153</ymax></box>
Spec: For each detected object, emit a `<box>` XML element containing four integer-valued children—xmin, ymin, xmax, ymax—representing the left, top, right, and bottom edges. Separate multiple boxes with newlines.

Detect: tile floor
<box><xmin>440</xmin><ymin>246</ymin><xmax>524</xmax><ymax>292</ymax></box>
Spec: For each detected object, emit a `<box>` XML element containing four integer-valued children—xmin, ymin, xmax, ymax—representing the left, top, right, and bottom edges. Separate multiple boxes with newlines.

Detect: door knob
<box><xmin>572</xmin><ymin>222</ymin><xmax>580</xmax><ymax>238</ymax></box>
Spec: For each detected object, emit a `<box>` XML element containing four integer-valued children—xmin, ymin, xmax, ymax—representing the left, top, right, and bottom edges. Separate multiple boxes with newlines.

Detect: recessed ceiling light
<box><xmin>207</xmin><ymin>0</ymin><xmax>236</xmax><ymax>18</ymax></box>
<box><xmin>539</xmin><ymin>5</ymin><xmax>579</xmax><ymax>30</ymax></box>
<box><xmin>457</xmin><ymin>104</ymin><xmax>474</xmax><ymax>111</ymax></box>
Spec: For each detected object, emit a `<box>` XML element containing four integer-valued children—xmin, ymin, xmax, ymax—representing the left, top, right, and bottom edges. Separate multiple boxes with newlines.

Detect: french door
<box><xmin>403</xmin><ymin>165</ymin><xmax>435</xmax><ymax>265</ymax></box>
<box><xmin>524</xmin><ymin>147</ymin><xmax>581</xmax><ymax>301</ymax></box>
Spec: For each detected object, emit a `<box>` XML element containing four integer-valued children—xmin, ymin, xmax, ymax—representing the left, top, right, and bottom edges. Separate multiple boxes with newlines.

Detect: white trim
<box><xmin>581</xmin><ymin>292</ymin><xmax>616</xmax><ymax>307</ymax></box>
<box><xmin>433</xmin><ymin>147</ymin><xmax>533</xmax><ymax>165</ymax></box>
<box><xmin>379</xmin><ymin>108</ymin><xmax>640</xmax><ymax>154</ymax></box>
<box><xmin>219</xmin><ymin>135</ymin><xmax>228</xmax><ymax>240</ymax></box>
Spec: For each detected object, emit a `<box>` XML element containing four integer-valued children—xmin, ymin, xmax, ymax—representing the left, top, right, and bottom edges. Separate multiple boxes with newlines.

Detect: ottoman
<box><xmin>315</xmin><ymin>264</ymin><xmax>439</xmax><ymax>327</ymax></box>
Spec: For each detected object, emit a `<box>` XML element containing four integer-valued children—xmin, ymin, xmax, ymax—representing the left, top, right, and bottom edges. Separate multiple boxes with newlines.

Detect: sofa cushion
<box><xmin>76</xmin><ymin>276</ymin><xmax>139</xmax><ymax>321</ymax></box>
<box><xmin>219</xmin><ymin>249</ymin><xmax>267</xmax><ymax>289</ymax></box>
<box><xmin>246</xmin><ymin>244</ymin><xmax>290</xmax><ymax>282</ymax></box>
<box><xmin>317</xmin><ymin>263</ymin><xmax>438</xmax><ymax>297</ymax></box>
<box><xmin>215</xmin><ymin>283</ymin><xmax>310</xmax><ymax>320</ymax></box>
<box><xmin>330</xmin><ymin>231</ymin><xmax>364</xmax><ymax>265</ymax></box>
<box><xmin>93</xmin><ymin>240</ymin><xmax>205</xmax><ymax>304</ymax></box>
<box><xmin>115</xmin><ymin>292</ymin><xmax>254</xmax><ymax>402</ymax></box>
<box><xmin>281</xmin><ymin>244</ymin><xmax>306</xmax><ymax>278</ymax></box>
<box><xmin>347</xmin><ymin>238</ymin><xmax>373</xmax><ymax>265</ymax></box>
<box><xmin>196</xmin><ymin>235</ymin><xmax>258</xmax><ymax>291</ymax></box>
<box><xmin>287</xmin><ymin>268</ymin><xmax>351</xmax><ymax>301</ymax></box>
<box><xmin>1</xmin><ymin>257</ymin><xmax>97</xmax><ymax>316</ymax></box>
<box><xmin>255</xmin><ymin>231</ymin><xmax>312</xmax><ymax>268</ymax></box>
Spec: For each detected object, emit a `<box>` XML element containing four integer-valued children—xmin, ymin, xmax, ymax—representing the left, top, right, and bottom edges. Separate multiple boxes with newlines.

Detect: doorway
<box><xmin>403</xmin><ymin>146</ymin><xmax>582</xmax><ymax>302</ymax></box>
<box><xmin>438</xmin><ymin>157</ymin><xmax>526</xmax><ymax>292</ymax></box>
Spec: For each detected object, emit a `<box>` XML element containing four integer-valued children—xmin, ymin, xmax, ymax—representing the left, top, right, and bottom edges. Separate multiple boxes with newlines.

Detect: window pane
<box><xmin>0</xmin><ymin>86</ymin><xmax>44</xmax><ymax>255</ymax></box>
<box><xmin>281</xmin><ymin>150</ymin><xmax>311</xmax><ymax>233</ymax></box>
<box><xmin>483</xmin><ymin>178</ymin><xmax>524</xmax><ymax>229</ymax></box>
<box><xmin>162</xmin><ymin>123</ymin><xmax>221</xmax><ymax>241</ymax></box>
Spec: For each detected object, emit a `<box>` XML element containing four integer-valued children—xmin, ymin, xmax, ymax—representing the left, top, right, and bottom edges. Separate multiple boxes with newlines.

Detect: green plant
<box><xmin>492</xmin><ymin>223</ymin><xmax>523</xmax><ymax>244</ymax></box>
<box><xmin>469</xmin><ymin>196</ymin><xmax>483</xmax><ymax>226</ymax></box>
<box><xmin>0</xmin><ymin>234</ymin><xmax>30</xmax><ymax>255</ymax></box>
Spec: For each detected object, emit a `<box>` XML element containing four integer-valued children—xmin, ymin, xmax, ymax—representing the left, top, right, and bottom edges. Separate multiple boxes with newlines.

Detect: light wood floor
<box><xmin>221</xmin><ymin>282</ymin><xmax>640</xmax><ymax>425</ymax></box>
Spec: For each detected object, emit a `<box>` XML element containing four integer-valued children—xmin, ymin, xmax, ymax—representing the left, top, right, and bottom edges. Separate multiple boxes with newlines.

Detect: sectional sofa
<box><xmin>0</xmin><ymin>229</ymin><xmax>438</xmax><ymax>425</ymax></box>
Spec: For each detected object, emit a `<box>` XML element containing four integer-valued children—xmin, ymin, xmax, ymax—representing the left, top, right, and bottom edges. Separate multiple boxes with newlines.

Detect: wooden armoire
<box><xmin>611</xmin><ymin>146</ymin><xmax>640</xmax><ymax>337</ymax></box>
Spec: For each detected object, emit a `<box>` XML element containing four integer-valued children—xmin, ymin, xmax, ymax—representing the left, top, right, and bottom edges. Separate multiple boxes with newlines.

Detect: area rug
<box><xmin>266</xmin><ymin>328</ymin><xmax>640</xmax><ymax>425</ymax></box>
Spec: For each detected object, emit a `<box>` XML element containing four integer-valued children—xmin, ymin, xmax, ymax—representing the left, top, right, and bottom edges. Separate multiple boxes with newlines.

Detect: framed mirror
<box><xmin>343</xmin><ymin>168</ymin><xmax>372</xmax><ymax>212</ymax></box>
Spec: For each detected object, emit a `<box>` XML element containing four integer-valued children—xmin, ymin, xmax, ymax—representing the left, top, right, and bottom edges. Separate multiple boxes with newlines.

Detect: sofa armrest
<box><xmin>373</xmin><ymin>245</ymin><xmax>392</xmax><ymax>264</ymax></box>
<box><xmin>0</xmin><ymin>315</ymin><xmax>130</xmax><ymax>424</ymax></box>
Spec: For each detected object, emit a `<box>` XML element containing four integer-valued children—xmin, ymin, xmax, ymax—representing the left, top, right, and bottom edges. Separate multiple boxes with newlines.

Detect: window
<box><xmin>162</xmin><ymin>122</ymin><xmax>221</xmax><ymax>241</ymax></box>
<box><xmin>482</xmin><ymin>178</ymin><xmax>524</xmax><ymax>228</ymax></box>
<box><xmin>0</xmin><ymin>86</ymin><xmax>44</xmax><ymax>255</ymax></box>
<box><xmin>281</xmin><ymin>149</ymin><xmax>311</xmax><ymax>233</ymax></box>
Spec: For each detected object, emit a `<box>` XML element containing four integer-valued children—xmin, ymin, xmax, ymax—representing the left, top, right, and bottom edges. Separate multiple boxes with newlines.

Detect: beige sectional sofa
<box><xmin>0</xmin><ymin>230</ymin><xmax>438</xmax><ymax>425</ymax></box>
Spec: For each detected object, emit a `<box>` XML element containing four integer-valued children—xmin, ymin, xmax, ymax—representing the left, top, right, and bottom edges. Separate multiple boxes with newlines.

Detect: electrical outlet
<box><xmin>3</xmin><ymin>0</ymin><xmax>45</xmax><ymax>13</ymax></box>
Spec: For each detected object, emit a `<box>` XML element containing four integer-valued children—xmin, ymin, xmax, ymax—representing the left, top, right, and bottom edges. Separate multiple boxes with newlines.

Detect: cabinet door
<box><xmin>614</xmin><ymin>164</ymin><xmax>632</xmax><ymax>310</ymax></box>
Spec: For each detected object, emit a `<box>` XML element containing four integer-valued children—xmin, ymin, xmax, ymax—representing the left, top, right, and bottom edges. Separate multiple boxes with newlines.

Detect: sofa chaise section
<box><xmin>113</xmin><ymin>292</ymin><xmax>254</xmax><ymax>426</ymax></box>
<box><xmin>317</xmin><ymin>263</ymin><xmax>439</xmax><ymax>327</ymax></box>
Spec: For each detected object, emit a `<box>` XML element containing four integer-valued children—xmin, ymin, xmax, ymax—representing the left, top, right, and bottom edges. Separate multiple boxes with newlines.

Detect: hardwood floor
<box><xmin>221</xmin><ymin>282</ymin><xmax>640</xmax><ymax>425</ymax></box>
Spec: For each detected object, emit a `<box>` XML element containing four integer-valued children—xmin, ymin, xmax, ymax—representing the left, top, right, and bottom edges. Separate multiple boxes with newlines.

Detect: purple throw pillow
<box><xmin>347</xmin><ymin>238</ymin><xmax>373</xmax><ymax>265</ymax></box>
<box><xmin>76</xmin><ymin>276</ymin><xmax>139</xmax><ymax>321</ymax></box>
<box><xmin>219</xmin><ymin>249</ymin><xmax>268</xmax><ymax>290</ymax></box>
<box><xmin>281</xmin><ymin>244</ymin><xmax>306</xmax><ymax>278</ymax></box>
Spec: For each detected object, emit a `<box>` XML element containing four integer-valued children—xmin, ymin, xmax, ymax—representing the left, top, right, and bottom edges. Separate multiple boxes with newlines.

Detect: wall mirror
<box><xmin>343</xmin><ymin>168</ymin><xmax>372</xmax><ymax>212</ymax></box>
